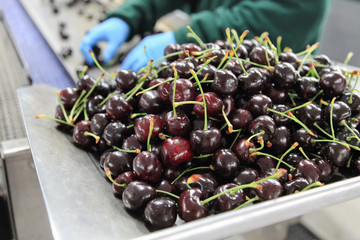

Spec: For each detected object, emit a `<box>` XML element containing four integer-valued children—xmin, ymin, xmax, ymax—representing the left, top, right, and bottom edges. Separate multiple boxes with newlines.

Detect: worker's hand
<box><xmin>79</xmin><ymin>18</ymin><xmax>130</xmax><ymax>66</ymax></box>
<box><xmin>121</xmin><ymin>31</ymin><xmax>176</xmax><ymax>72</ymax></box>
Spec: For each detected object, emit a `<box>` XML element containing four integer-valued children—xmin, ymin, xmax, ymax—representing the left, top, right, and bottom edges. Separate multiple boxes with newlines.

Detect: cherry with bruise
<box><xmin>112</xmin><ymin>171</ymin><xmax>137</xmax><ymax>198</ymax></box>
<box><xmin>134</xmin><ymin>114</ymin><xmax>163</xmax><ymax>143</ymax></box>
<box><xmin>161</xmin><ymin>137</ymin><xmax>193</xmax><ymax>168</ymax></box>
<box><xmin>247</xmin><ymin>94</ymin><xmax>273</xmax><ymax>116</ymax></box>
<box><xmin>133</xmin><ymin>151</ymin><xmax>162</xmax><ymax>181</ymax></box>
<box><xmin>211</xmin><ymin>69</ymin><xmax>238</xmax><ymax>96</ymax></box>
<box><xmin>214</xmin><ymin>183</ymin><xmax>245</xmax><ymax>212</ymax></box>
<box><xmin>272</xmin><ymin>62</ymin><xmax>299</xmax><ymax>89</ymax></box>
<box><xmin>106</xmin><ymin>94</ymin><xmax>133</xmax><ymax>121</ymax></box>
<box><xmin>164</xmin><ymin>110</ymin><xmax>191</xmax><ymax>137</ymax></box>
<box><xmin>213</xmin><ymin>149</ymin><xmax>240</xmax><ymax>179</ymax></box>
<box><xmin>319</xmin><ymin>71</ymin><xmax>347</xmax><ymax>97</ymax></box>
<box><xmin>178</xmin><ymin>188</ymin><xmax>209</xmax><ymax>222</ymax></box>
<box><xmin>189</xmin><ymin>128</ymin><xmax>222</xmax><ymax>155</ymax></box>
<box><xmin>122</xmin><ymin>181</ymin><xmax>156</xmax><ymax>212</ymax></box>
<box><xmin>115</xmin><ymin>69</ymin><xmax>137</xmax><ymax>91</ymax></box>
<box><xmin>144</xmin><ymin>197</ymin><xmax>177</xmax><ymax>229</ymax></box>
<box><xmin>102</xmin><ymin>121</ymin><xmax>127</xmax><ymax>146</ymax></box>
<box><xmin>233</xmin><ymin>168</ymin><xmax>259</xmax><ymax>185</ymax></box>
<box><xmin>104</xmin><ymin>151</ymin><xmax>132</xmax><ymax>177</ymax></box>
<box><xmin>193</xmin><ymin>92</ymin><xmax>223</xmax><ymax>117</ymax></box>
<box><xmin>230</xmin><ymin>108</ymin><xmax>253</xmax><ymax>129</ymax></box>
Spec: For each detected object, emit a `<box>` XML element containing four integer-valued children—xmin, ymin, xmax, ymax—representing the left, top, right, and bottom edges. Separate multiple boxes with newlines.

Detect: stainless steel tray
<box><xmin>18</xmin><ymin>85</ymin><xmax>360</xmax><ymax>240</ymax></box>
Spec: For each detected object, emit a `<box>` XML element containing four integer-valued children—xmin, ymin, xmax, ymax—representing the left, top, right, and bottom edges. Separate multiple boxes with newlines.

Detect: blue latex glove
<box><xmin>121</xmin><ymin>31</ymin><xmax>176</xmax><ymax>72</ymax></box>
<box><xmin>79</xmin><ymin>18</ymin><xmax>130</xmax><ymax>66</ymax></box>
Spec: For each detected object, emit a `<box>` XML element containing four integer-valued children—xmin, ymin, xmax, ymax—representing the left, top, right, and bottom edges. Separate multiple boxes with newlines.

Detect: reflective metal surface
<box><xmin>18</xmin><ymin>85</ymin><xmax>360</xmax><ymax>240</ymax></box>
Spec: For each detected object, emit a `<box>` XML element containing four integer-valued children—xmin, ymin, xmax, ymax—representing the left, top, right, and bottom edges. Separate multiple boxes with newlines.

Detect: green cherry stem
<box><xmin>349</xmin><ymin>71</ymin><xmax>360</xmax><ymax>104</ymax></box>
<box><xmin>186</xmin><ymin>25</ymin><xmax>206</xmax><ymax>48</ymax></box>
<box><xmin>300</xmin><ymin>181</ymin><xmax>324</xmax><ymax>192</ymax></box>
<box><xmin>190</xmin><ymin>69</ymin><xmax>208</xmax><ymax>130</ymax></box>
<box><xmin>313</xmin><ymin>122</ymin><xmax>333</xmax><ymax>139</ymax></box>
<box><xmin>222</xmin><ymin>105</ymin><xmax>233</xmax><ymax>133</ymax></box>
<box><xmin>136</xmin><ymin>78</ymin><xmax>175</xmax><ymax>96</ymax></box>
<box><xmin>105</xmin><ymin>168</ymin><xmax>127</xmax><ymax>187</ymax></box>
<box><xmin>89</xmin><ymin>50</ymin><xmax>113</xmax><ymax>79</ymax></box>
<box><xmin>112</xmin><ymin>145</ymin><xmax>141</xmax><ymax>154</ymax></box>
<box><xmin>35</xmin><ymin>114</ymin><xmax>75</xmax><ymax>127</ymax></box>
<box><xmin>83</xmin><ymin>131</ymin><xmax>100</xmax><ymax>144</ymax></box>
<box><xmin>310</xmin><ymin>90</ymin><xmax>324</xmax><ymax>102</ymax></box>
<box><xmin>171</xmin><ymin>64</ymin><xmax>179</xmax><ymax>117</ymax></box>
<box><xmin>249</xmin><ymin>152</ymin><xmax>295</xmax><ymax>171</ymax></box>
<box><xmin>233</xmin><ymin>196</ymin><xmax>259</xmax><ymax>211</ymax></box>
<box><xmin>226</xmin><ymin>28</ymin><xmax>247</xmax><ymax>74</ymax></box>
<box><xmin>282</xmin><ymin>101</ymin><xmax>312</xmax><ymax>114</ymax></box>
<box><xmin>171</xmin><ymin>166</ymin><xmax>214</xmax><ymax>185</ymax></box>
<box><xmin>246</xmin><ymin>130</ymin><xmax>265</xmax><ymax>146</ymax></box>
<box><xmin>56</xmin><ymin>92</ymin><xmax>70</xmax><ymax>122</ymax></box>
<box><xmin>229</xmin><ymin>129</ymin><xmax>242</xmax><ymax>150</ymax></box>
<box><xmin>312</xmin><ymin>139</ymin><xmax>351</xmax><ymax>150</ymax></box>
<box><xmin>193</xmin><ymin>154</ymin><xmax>214</xmax><ymax>159</ymax></box>
<box><xmin>276</xmin><ymin>142</ymin><xmax>299</xmax><ymax>171</ymax></box>
<box><xmin>341</xmin><ymin>120</ymin><xmax>360</xmax><ymax>142</ymax></box>
<box><xmin>343</xmin><ymin>52</ymin><xmax>354</xmax><ymax>66</ymax></box>
<box><xmin>68</xmin><ymin>90</ymin><xmax>86</xmax><ymax>122</ymax></box>
<box><xmin>276</xmin><ymin>36</ymin><xmax>282</xmax><ymax>55</ymax></box>
<box><xmin>298</xmin><ymin>147</ymin><xmax>310</xmax><ymax>160</ymax></box>
<box><xmin>147</xmin><ymin>117</ymin><xmax>155</xmax><ymax>152</ymax></box>
<box><xmin>329</xmin><ymin>97</ymin><xmax>336</xmax><ymax>140</ymax></box>
<box><xmin>155</xmin><ymin>190</ymin><xmax>180</xmax><ymax>199</ymax></box>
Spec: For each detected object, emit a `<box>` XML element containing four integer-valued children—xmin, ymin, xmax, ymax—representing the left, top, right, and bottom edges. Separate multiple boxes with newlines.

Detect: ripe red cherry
<box><xmin>189</xmin><ymin>128</ymin><xmax>222</xmax><ymax>155</ymax></box>
<box><xmin>133</xmin><ymin>151</ymin><xmax>163</xmax><ymax>181</ymax></box>
<box><xmin>73</xmin><ymin>120</ymin><xmax>93</xmax><ymax>147</ymax></box>
<box><xmin>213</xmin><ymin>183</ymin><xmax>245</xmax><ymax>212</ymax></box>
<box><xmin>272</xmin><ymin>62</ymin><xmax>299</xmax><ymax>89</ymax></box>
<box><xmin>144</xmin><ymin>197</ymin><xmax>177</xmax><ymax>229</ymax></box>
<box><xmin>115</xmin><ymin>69</ymin><xmax>137</xmax><ymax>92</ymax></box>
<box><xmin>178</xmin><ymin>188</ymin><xmax>209</xmax><ymax>222</ymax></box>
<box><xmin>105</xmin><ymin>94</ymin><xmax>133</xmax><ymax>121</ymax></box>
<box><xmin>122</xmin><ymin>181</ymin><xmax>156</xmax><ymax>212</ymax></box>
<box><xmin>161</xmin><ymin>137</ymin><xmax>193</xmax><ymax>168</ymax></box>
<box><xmin>193</xmin><ymin>92</ymin><xmax>223</xmax><ymax>117</ymax></box>
<box><xmin>134</xmin><ymin>114</ymin><xmax>163</xmax><ymax>143</ymax></box>
<box><xmin>319</xmin><ymin>71</ymin><xmax>346</xmax><ymax>97</ymax></box>
<box><xmin>231</xmin><ymin>139</ymin><xmax>256</xmax><ymax>166</ymax></box>
<box><xmin>163</xmin><ymin>110</ymin><xmax>191</xmax><ymax>137</ymax></box>
<box><xmin>60</xmin><ymin>87</ymin><xmax>80</xmax><ymax>109</ymax></box>
<box><xmin>211</xmin><ymin>69</ymin><xmax>238</xmax><ymax>96</ymax></box>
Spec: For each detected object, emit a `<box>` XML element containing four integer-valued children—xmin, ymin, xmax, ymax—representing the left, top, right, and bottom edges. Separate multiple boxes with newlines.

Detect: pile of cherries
<box><xmin>39</xmin><ymin>29</ymin><xmax>360</xmax><ymax>230</ymax></box>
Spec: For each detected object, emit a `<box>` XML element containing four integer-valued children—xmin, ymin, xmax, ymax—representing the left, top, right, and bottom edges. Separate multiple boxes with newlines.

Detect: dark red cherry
<box><xmin>167</xmin><ymin>60</ymin><xmax>195</xmax><ymax>78</ymax></box>
<box><xmin>133</xmin><ymin>151</ymin><xmax>162</xmax><ymax>181</ymax></box>
<box><xmin>102</xmin><ymin>121</ymin><xmax>127</xmax><ymax>146</ymax></box>
<box><xmin>238</xmin><ymin>68</ymin><xmax>265</xmax><ymax>96</ymax></box>
<box><xmin>249</xmin><ymin>46</ymin><xmax>275</xmax><ymax>66</ymax></box>
<box><xmin>248</xmin><ymin>115</ymin><xmax>276</xmax><ymax>142</ymax></box>
<box><xmin>212</xmin><ymin>69</ymin><xmax>238</xmax><ymax>96</ymax></box>
<box><xmin>269</xmin><ymin>126</ymin><xmax>291</xmax><ymax>155</ymax></box>
<box><xmin>232</xmin><ymin>138</ymin><xmax>256</xmax><ymax>166</ymax></box>
<box><xmin>73</xmin><ymin>120</ymin><xmax>93</xmax><ymax>147</ymax></box>
<box><xmin>256</xmin><ymin>156</ymin><xmax>277</xmax><ymax>172</ymax></box>
<box><xmin>337</xmin><ymin>127</ymin><xmax>360</xmax><ymax>147</ymax></box>
<box><xmin>105</xmin><ymin>94</ymin><xmax>133</xmax><ymax>121</ymax></box>
<box><xmin>294</xmin><ymin>159</ymin><xmax>321</xmax><ymax>184</ymax></box>
<box><xmin>340</xmin><ymin>91</ymin><xmax>360</xmax><ymax>115</ymax></box>
<box><xmin>164</xmin><ymin>43</ymin><xmax>182</xmax><ymax>62</ymax></box>
<box><xmin>208</xmin><ymin>49</ymin><xmax>227</xmax><ymax>67</ymax></box>
<box><xmin>121</xmin><ymin>134</ymin><xmax>144</xmax><ymax>153</ymax></box>
<box><xmin>193</xmin><ymin>92</ymin><xmax>223</xmax><ymax>117</ymax></box>
<box><xmin>271</xmin><ymin>104</ymin><xmax>291</xmax><ymax>126</ymax></box>
<box><xmin>77</xmin><ymin>74</ymin><xmax>96</xmax><ymax>92</ymax></box>
<box><xmin>319</xmin><ymin>71</ymin><xmax>346</xmax><ymax>97</ymax></box>
<box><xmin>156</xmin><ymin>180</ymin><xmax>175</xmax><ymax>198</ymax></box>
<box><xmin>139</xmin><ymin>90</ymin><xmax>163</xmax><ymax>114</ymax></box>
<box><xmin>278</xmin><ymin>52</ymin><xmax>298</xmax><ymax>65</ymax></box>
<box><xmin>311</xmin><ymin>158</ymin><xmax>334</xmax><ymax>181</ymax></box>
<box><xmin>87</xmin><ymin>95</ymin><xmax>106</xmax><ymax>116</ymax></box>
<box><xmin>272</xmin><ymin>62</ymin><xmax>299</xmax><ymax>89</ymax></box>
<box><xmin>195</xmin><ymin>63</ymin><xmax>217</xmax><ymax>80</ymax></box>
<box><xmin>122</xmin><ymin>181</ymin><xmax>156</xmax><ymax>212</ymax></box>
<box><xmin>112</xmin><ymin>171</ymin><xmax>137</xmax><ymax>198</ymax></box>
<box><xmin>213</xmin><ymin>149</ymin><xmax>240</xmax><ymax>178</ymax></box>
<box><xmin>351</xmin><ymin>157</ymin><xmax>360</xmax><ymax>175</ymax></box>
<box><xmin>115</xmin><ymin>69</ymin><xmax>137</xmax><ymax>91</ymax></box>
<box><xmin>104</xmin><ymin>151</ymin><xmax>132</xmax><ymax>177</ymax></box>
<box><xmin>144</xmin><ymin>197</ymin><xmax>177</xmax><ymax>229</ymax></box>
<box><xmin>90</xmin><ymin>113</ymin><xmax>110</xmax><ymax>136</ymax></box>
<box><xmin>264</xmin><ymin>84</ymin><xmax>288</xmax><ymax>104</ymax></box>
<box><xmin>188</xmin><ymin>173</ymin><xmax>218</xmax><ymax>199</ymax></box>
<box><xmin>296</xmin><ymin>77</ymin><xmax>319</xmax><ymax>100</ymax></box>
<box><xmin>296</xmin><ymin>103</ymin><xmax>322</xmax><ymax>126</ymax></box>
<box><xmin>60</xmin><ymin>87</ymin><xmax>80</xmax><ymax>109</ymax></box>
<box><xmin>164</xmin><ymin>110</ymin><xmax>191</xmax><ymax>137</ymax></box>
<box><xmin>173</xmin><ymin>176</ymin><xmax>189</xmax><ymax>195</ymax></box>
<box><xmin>325</xmin><ymin>142</ymin><xmax>351</xmax><ymax>167</ymax></box>
<box><xmin>247</xmin><ymin>94</ymin><xmax>273</xmax><ymax>116</ymax></box>
<box><xmin>178</xmin><ymin>188</ymin><xmax>209</xmax><ymax>222</ymax></box>
<box><xmin>214</xmin><ymin>183</ymin><xmax>245</xmax><ymax>212</ymax></box>
<box><xmin>189</xmin><ymin>128</ymin><xmax>222</xmax><ymax>155</ymax></box>
<box><xmin>134</xmin><ymin>114</ymin><xmax>163</xmax><ymax>143</ymax></box>
<box><xmin>54</xmin><ymin>105</ymin><xmax>71</xmax><ymax>131</ymax></box>
<box><xmin>261</xmin><ymin>168</ymin><xmax>288</xmax><ymax>185</ymax></box>
<box><xmin>233</xmin><ymin>168</ymin><xmax>259</xmax><ymax>185</ymax></box>
<box><xmin>225</xmin><ymin>59</ymin><xmax>245</xmax><ymax>76</ymax></box>
<box><xmin>191</xmin><ymin>118</ymin><xmax>219</xmax><ymax>131</ymax></box>
<box><xmin>99</xmin><ymin>149</ymin><xmax>114</xmax><ymax>169</ymax></box>
<box><xmin>255</xmin><ymin>179</ymin><xmax>283</xmax><ymax>201</ymax></box>
<box><xmin>230</xmin><ymin>108</ymin><xmax>253</xmax><ymax>129</ymax></box>
<box><xmin>323</xmin><ymin>101</ymin><xmax>351</xmax><ymax>124</ymax></box>
<box><xmin>314</xmin><ymin>54</ymin><xmax>332</xmax><ymax>66</ymax></box>
<box><xmin>169</xmin><ymin>78</ymin><xmax>195</xmax><ymax>103</ymax></box>
<box><xmin>220</xmin><ymin>95</ymin><xmax>235</xmax><ymax>117</ymax></box>
<box><xmin>157</xmin><ymin>79</ymin><xmax>172</xmax><ymax>103</ymax></box>
<box><xmin>283</xmin><ymin>177</ymin><xmax>309</xmax><ymax>195</ymax></box>
<box><xmin>162</xmin><ymin>168</ymin><xmax>181</xmax><ymax>182</ymax></box>
<box><xmin>179</xmin><ymin>43</ymin><xmax>202</xmax><ymax>59</ymax></box>
<box><xmin>242</xmin><ymin>38</ymin><xmax>259</xmax><ymax>53</ymax></box>
<box><xmin>161</xmin><ymin>137</ymin><xmax>193</xmax><ymax>168</ymax></box>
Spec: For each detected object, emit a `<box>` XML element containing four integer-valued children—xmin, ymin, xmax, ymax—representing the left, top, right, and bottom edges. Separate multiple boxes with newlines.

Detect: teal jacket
<box><xmin>108</xmin><ymin>0</ymin><xmax>331</xmax><ymax>52</ymax></box>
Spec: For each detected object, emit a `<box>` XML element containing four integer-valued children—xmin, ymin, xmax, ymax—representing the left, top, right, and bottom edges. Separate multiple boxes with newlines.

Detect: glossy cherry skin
<box><xmin>122</xmin><ymin>181</ymin><xmax>156</xmax><ymax>212</ymax></box>
<box><xmin>319</xmin><ymin>71</ymin><xmax>347</xmax><ymax>97</ymax></box>
<box><xmin>230</xmin><ymin>108</ymin><xmax>253</xmax><ymax>129</ymax></box>
<box><xmin>212</xmin><ymin>69</ymin><xmax>238</xmax><ymax>96</ymax></box>
<box><xmin>214</xmin><ymin>183</ymin><xmax>245</xmax><ymax>212</ymax></box>
<box><xmin>296</xmin><ymin>103</ymin><xmax>322</xmax><ymax>126</ymax></box>
<box><xmin>134</xmin><ymin>114</ymin><xmax>163</xmax><ymax>143</ymax></box>
<box><xmin>161</xmin><ymin>137</ymin><xmax>193</xmax><ymax>168</ymax></box>
<box><xmin>247</xmin><ymin>94</ymin><xmax>273</xmax><ymax>117</ymax></box>
<box><xmin>112</xmin><ymin>171</ymin><xmax>137</xmax><ymax>198</ymax></box>
<box><xmin>278</xmin><ymin>52</ymin><xmax>298</xmax><ymax>65</ymax></box>
<box><xmin>311</xmin><ymin>158</ymin><xmax>334</xmax><ymax>181</ymax></box>
<box><xmin>164</xmin><ymin>110</ymin><xmax>191</xmax><ymax>137</ymax></box>
<box><xmin>102</xmin><ymin>121</ymin><xmax>127</xmax><ymax>146</ymax></box>
<box><xmin>139</xmin><ymin>90</ymin><xmax>163</xmax><ymax>114</ymax></box>
<box><xmin>248</xmin><ymin>115</ymin><xmax>276</xmax><ymax>142</ymax></box>
<box><xmin>270</xmin><ymin>104</ymin><xmax>291</xmax><ymax>126</ymax></box>
<box><xmin>144</xmin><ymin>197</ymin><xmax>177</xmax><ymax>229</ymax></box>
<box><xmin>162</xmin><ymin>168</ymin><xmax>181</xmax><ymax>182</ymax></box>
<box><xmin>337</xmin><ymin>127</ymin><xmax>360</xmax><ymax>147</ymax></box>
<box><xmin>156</xmin><ymin>179</ymin><xmax>175</xmax><ymax>198</ymax></box>
<box><xmin>232</xmin><ymin>139</ymin><xmax>256</xmax><ymax>166</ymax></box>
<box><xmin>264</xmin><ymin>84</ymin><xmax>288</xmax><ymax>104</ymax></box>
<box><xmin>242</xmin><ymin>39</ymin><xmax>259</xmax><ymax>53</ymax></box>
<box><xmin>249</xmin><ymin>46</ymin><xmax>275</xmax><ymax>66</ymax></box>
<box><xmin>178</xmin><ymin>188</ymin><xmax>209</xmax><ymax>222</ymax></box>
<box><xmin>164</xmin><ymin>43</ymin><xmax>182</xmax><ymax>62</ymax></box>
<box><xmin>179</xmin><ymin>43</ymin><xmax>202</xmax><ymax>59</ymax></box>
<box><xmin>283</xmin><ymin>177</ymin><xmax>309</xmax><ymax>195</ymax></box>
<box><xmin>296</xmin><ymin>77</ymin><xmax>319</xmax><ymax>100</ymax></box>
<box><xmin>105</xmin><ymin>94</ymin><xmax>133</xmax><ymax>121</ymax></box>
<box><xmin>87</xmin><ymin>95</ymin><xmax>106</xmax><ymax>116</ymax></box>
<box><xmin>294</xmin><ymin>159</ymin><xmax>321</xmax><ymax>184</ymax></box>
<box><xmin>325</xmin><ymin>142</ymin><xmax>351</xmax><ymax>167</ymax></box>
<box><xmin>73</xmin><ymin>120</ymin><xmax>93</xmax><ymax>147</ymax></box>
<box><xmin>167</xmin><ymin>60</ymin><xmax>195</xmax><ymax>79</ymax></box>
<box><xmin>115</xmin><ymin>69</ymin><xmax>137</xmax><ymax>92</ymax></box>
<box><xmin>195</xmin><ymin>63</ymin><xmax>217</xmax><ymax>80</ymax></box>
<box><xmin>121</xmin><ymin>134</ymin><xmax>144</xmax><ymax>153</ymax></box>
<box><xmin>188</xmin><ymin>173</ymin><xmax>218</xmax><ymax>199</ymax></box>
<box><xmin>225</xmin><ymin>59</ymin><xmax>245</xmax><ymax>76</ymax></box>
<box><xmin>104</xmin><ymin>150</ymin><xmax>132</xmax><ymax>177</ymax></box>
<box><xmin>255</xmin><ymin>179</ymin><xmax>283</xmax><ymax>201</ymax></box>
<box><xmin>189</xmin><ymin>128</ymin><xmax>222</xmax><ymax>155</ymax></box>
<box><xmin>238</xmin><ymin>68</ymin><xmax>265</xmax><ymax>96</ymax></box>
<box><xmin>213</xmin><ymin>149</ymin><xmax>240</xmax><ymax>179</ymax></box>
<box><xmin>193</xmin><ymin>92</ymin><xmax>223</xmax><ymax>117</ymax></box>
<box><xmin>292</xmin><ymin>128</ymin><xmax>317</xmax><ymax>151</ymax></box>
<box><xmin>261</xmin><ymin>168</ymin><xmax>288</xmax><ymax>185</ymax></box>
<box><xmin>269</xmin><ymin>126</ymin><xmax>291</xmax><ymax>155</ymax></box>
<box><xmin>233</xmin><ymin>168</ymin><xmax>259</xmax><ymax>185</ymax></box>
<box><xmin>157</xmin><ymin>79</ymin><xmax>172</xmax><ymax>103</ymax></box>
<box><xmin>340</xmin><ymin>91</ymin><xmax>360</xmax><ymax>115</ymax></box>
<box><xmin>169</xmin><ymin>78</ymin><xmax>195</xmax><ymax>103</ymax></box>
<box><xmin>272</xmin><ymin>62</ymin><xmax>299</xmax><ymax>88</ymax></box>
<box><xmin>77</xmin><ymin>74</ymin><xmax>96</xmax><ymax>92</ymax></box>
<box><xmin>323</xmin><ymin>101</ymin><xmax>351</xmax><ymax>124</ymax></box>
<box><xmin>60</xmin><ymin>87</ymin><xmax>80</xmax><ymax>109</ymax></box>
<box><xmin>133</xmin><ymin>151</ymin><xmax>162</xmax><ymax>182</ymax></box>
<box><xmin>256</xmin><ymin>156</ymin><xmax>277</xmax><ymax>172</ymax></box>
<box><xmin>90</xmin><ymin>113</ymin><xmax>110</xmax><ymax>136</ymax></box>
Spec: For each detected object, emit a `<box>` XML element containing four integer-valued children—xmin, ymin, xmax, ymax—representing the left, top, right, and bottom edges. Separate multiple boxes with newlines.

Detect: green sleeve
<box><xmin>107</xmin><ymin>0</ymin><xmax>188</xmax><ymax>39</ymax></box>
<box><xmin>174</xmin><ymin>0</ymin><xmax>331</xmax><ymax>52</ymax></box>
